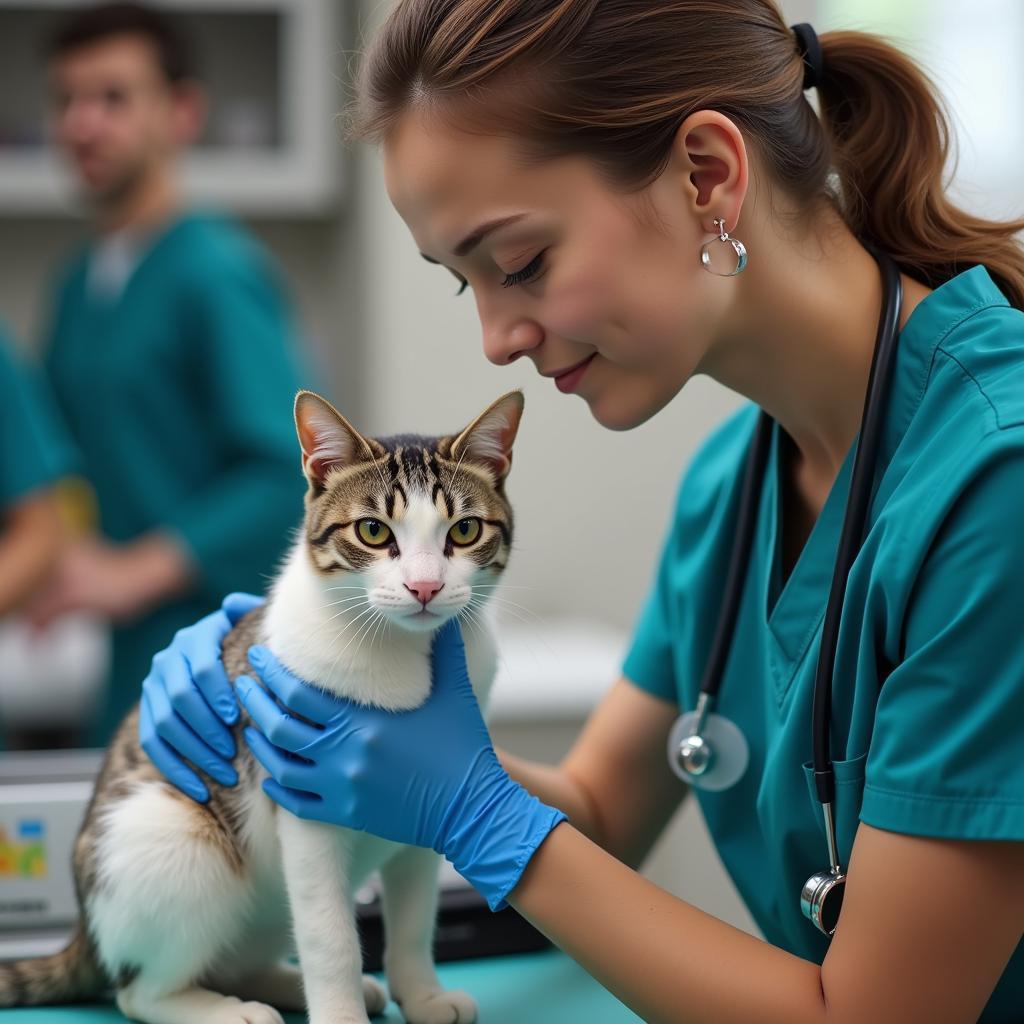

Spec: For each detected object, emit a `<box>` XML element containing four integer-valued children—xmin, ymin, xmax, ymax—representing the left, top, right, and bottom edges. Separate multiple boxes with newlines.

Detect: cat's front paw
<box><xmin>211</xmin><ymin>997</ymin><xmax>286</xmax><ymax>1024</ymax></box>
<box><xmin>394</xmin><ymin>987</ymin><xmax>477</xmax><ymax>1024</ymax></box>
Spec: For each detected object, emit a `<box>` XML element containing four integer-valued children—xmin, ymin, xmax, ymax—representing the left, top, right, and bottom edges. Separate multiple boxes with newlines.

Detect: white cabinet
<box><xmin>0</xmin><ymin>0</ymin><xmax>342</xmax><ymax>215</ymax></box>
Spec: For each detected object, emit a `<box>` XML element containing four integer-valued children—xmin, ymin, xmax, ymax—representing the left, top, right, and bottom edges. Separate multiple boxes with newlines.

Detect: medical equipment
<box><xmin>667</xmin><ymin>244</ymin><xmax>903</xmax><ymax>937</ymax></box>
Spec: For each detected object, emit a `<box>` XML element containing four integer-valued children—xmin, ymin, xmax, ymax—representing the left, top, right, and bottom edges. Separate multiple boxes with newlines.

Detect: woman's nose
<box><xmin>481</xmin><ymin>317</ymin><xmax>543</xmax><ymax>366</ymax></box>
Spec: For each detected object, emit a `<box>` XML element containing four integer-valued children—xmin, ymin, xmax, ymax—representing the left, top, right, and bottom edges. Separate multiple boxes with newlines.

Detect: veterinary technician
<box><xmin>28</xmin><ymin>2</ymin><xmax>310</xmax><ymax>747</ymax></box>
<box><xmin>0</xmin><ymin>322</ymin><xmax>76</xmax><ymax>624</ymax></box>
<box><xmin>140</xmin><ymin>3</ymin><xmax>1024</xmax><ymax>1021</ymax></box>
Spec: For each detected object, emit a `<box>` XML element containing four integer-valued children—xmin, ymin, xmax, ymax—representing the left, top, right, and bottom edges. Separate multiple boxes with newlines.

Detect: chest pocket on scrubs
<box><xmin>802</xmin><ymin>752</ymin><xmax>868</xmax><ymax>865</ymax></box>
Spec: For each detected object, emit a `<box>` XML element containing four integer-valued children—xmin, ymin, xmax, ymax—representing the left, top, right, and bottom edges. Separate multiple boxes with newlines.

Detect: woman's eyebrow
<box><xmin>419</xmin><ymin>213</ymin><xmax>530</xmax><ymax>265</ymax></box>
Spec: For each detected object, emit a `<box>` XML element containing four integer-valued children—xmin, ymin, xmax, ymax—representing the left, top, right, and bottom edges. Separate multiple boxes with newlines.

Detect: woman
<box><xmin>139</xmin><ymin>2</ymin><xmax>1024</xmax><ymax>1020</ymax></box>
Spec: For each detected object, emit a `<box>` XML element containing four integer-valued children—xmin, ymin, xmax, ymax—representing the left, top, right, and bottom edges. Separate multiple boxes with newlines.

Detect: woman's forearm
<box><xmin>509</xmin><ymin>822</ymin><xmax>827</xmax><ymax>1024</ymax></box>
<box><xmin>495</xmin><ymin>746</ymin><xmax>606</xmax><ymax>847</ymax></box>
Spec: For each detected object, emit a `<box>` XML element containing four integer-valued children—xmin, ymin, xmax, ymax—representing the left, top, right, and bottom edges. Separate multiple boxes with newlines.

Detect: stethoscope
<box><xmin>667</xmin><ymin>243</ymin><xmax>903</xmax><ymax>938</ymax></box>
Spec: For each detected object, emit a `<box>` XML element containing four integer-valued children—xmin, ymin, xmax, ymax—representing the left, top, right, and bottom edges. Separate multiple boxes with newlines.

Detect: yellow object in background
<box><xmin>52</xmin><ymin>475</ymin><xmax>98</xmax><ymax>537</ymax></box>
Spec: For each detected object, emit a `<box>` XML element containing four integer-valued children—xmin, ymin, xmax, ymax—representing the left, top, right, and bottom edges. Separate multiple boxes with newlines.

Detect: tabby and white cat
<box><xmin>0</xmin><ymin>388</ymin><xmax>525</xmax><ymax>1024</ymax></box>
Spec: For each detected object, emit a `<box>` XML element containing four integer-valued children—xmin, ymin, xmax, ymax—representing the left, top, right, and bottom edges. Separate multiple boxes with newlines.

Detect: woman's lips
<box><xmin>554</xmin><ymin>354</ymin><xmax>596</xmax><ymax>394</ymax></box>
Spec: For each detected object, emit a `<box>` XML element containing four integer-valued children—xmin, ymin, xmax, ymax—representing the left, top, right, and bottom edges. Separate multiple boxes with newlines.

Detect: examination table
<box><xmin>0</xmin><ymin>947</ymin><xmax>643</xmax><ymax>1021</ymax></box>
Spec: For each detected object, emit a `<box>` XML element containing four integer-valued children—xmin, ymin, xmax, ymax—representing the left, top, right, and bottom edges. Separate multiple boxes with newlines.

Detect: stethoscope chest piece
<box><xmin>667</xmin><ymin>699</ymin><xmax>750</xmax><ymax>791</ymax></box>
<box><xmin>800</xmin><ymin>867</ymin><xmax>846</xmax><ymax>936</ymax></box>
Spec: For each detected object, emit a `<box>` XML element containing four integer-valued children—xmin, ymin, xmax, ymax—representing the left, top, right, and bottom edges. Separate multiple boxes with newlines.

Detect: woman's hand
<box><xmin>139</xmin><ymin>591</ymin><xmax>264</xmax><ymax>801</ymax></box>
<box><xmin>237</xmin><ymin>617</ymin><xmax>568</xmax><ymax>910</ymax></box>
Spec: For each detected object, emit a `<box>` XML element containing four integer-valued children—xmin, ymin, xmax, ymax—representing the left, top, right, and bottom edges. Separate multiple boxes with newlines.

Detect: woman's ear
<box><xmin>449</xmin><ymin>390</ymin><xmax>525</xmax><ymax>484</ymax></box>
<box><xmin>293</xmin><ymin>390</ymin><xmax>379</xmax><ymax>490</ymax></box>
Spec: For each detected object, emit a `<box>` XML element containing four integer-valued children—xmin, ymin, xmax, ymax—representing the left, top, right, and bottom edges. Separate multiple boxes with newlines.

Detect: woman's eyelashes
<box><xmin>501</xmin><ymin>250</ymin><xmax>546</xmax><ymax>288</ymax></box>
<box><xmin>453</xmin><ymin>250</ymin><xmax>547</xmax><ymax>296</ymax></box>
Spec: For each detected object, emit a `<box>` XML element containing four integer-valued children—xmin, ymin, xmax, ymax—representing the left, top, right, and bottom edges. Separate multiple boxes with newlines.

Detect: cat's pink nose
<box><xmin>405</xmin><ymin>581</ymin><xmax>444</xmax><ymax>605</ymax></box>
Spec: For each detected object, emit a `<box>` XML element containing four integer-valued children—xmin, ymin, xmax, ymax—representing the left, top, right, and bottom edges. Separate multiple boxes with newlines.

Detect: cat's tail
<box><xmin>0</xmin><ymin>926</ymin><xmax>109</xmax><ymax>1006</ymax></box>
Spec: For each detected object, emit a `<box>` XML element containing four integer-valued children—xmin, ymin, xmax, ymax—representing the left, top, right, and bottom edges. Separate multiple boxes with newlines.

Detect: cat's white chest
<box><xmin>245</xmin><ymin>536</ymin><xmax>501</xmax><ymax>949</ymax></box>
<box><xmin>242</xmin><ymin>586</ymin><xmax>499</xmax><ymax>899</ymax></box>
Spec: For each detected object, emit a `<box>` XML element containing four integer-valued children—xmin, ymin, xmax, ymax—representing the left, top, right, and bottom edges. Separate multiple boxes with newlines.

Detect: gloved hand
<box><xmin>237</xmin><ymin>618</ymin><xmax>568</xmax><ymax>911</ymax></box>
<box><xmin>139</xmin><ymin>591</ymin><xmax>265</xmax><ymax>802</ymax></box>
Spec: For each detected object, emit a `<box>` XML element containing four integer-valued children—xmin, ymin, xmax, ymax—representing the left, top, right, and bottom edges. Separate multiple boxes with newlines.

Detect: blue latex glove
<box><xmin>139</xmin><ymin>591</ymin><xmax>265</xmax><ymax>802</ymax></box>
<box><xmin>236</xmin><ymin>618</ymin><xmax>568</xmax><ymax>911</ymax></box>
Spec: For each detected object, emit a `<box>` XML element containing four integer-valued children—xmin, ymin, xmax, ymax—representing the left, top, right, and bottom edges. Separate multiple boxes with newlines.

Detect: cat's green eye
<box><xmin>356</xmin><ymin>519</ymin><xmax>392</xmax><ymax>547</ymax></box>
<box><xmin>449</xmin><ymin>518</ymin><xmax>482</xmax><ymax>546</ymax></box>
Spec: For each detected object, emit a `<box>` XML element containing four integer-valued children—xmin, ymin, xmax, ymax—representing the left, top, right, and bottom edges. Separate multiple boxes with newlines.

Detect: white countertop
<box><xmin>486</xmin><ymin>617</ymin><xmax>629</xmax><ymax>722</ymax></box>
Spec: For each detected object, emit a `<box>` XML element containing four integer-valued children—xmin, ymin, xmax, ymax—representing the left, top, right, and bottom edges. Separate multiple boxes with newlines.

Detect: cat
<box><xmin>0</xmin><ymin>387</ymin><xmax>525</xmax><ymax>1024</ymax></box>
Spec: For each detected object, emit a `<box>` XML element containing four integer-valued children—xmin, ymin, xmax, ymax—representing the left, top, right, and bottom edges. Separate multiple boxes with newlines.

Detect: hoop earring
<box><xmin>701</xmin><ymin>217</ymin><xmax>748</xmax><ymax>276</ymax></box>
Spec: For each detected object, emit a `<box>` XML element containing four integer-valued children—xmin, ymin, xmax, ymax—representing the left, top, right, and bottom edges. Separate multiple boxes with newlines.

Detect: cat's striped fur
<box><xmin>0</xmin><ymin>389</ymin><xmax>524</xmax><ymax>1024</ymax></box>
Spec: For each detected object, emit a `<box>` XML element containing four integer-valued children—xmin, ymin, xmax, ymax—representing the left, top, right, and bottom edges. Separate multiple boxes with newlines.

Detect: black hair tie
<box><xmin>791</xmin><ymin>22</ymin><xmax>824</xmax><ymax>91</ymax></box>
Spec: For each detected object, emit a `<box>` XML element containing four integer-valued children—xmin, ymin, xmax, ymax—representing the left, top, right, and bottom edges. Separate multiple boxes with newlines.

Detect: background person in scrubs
<box><xmin>0</xmin><ymin>323</ymin><xmax>72</xmax><ymax>621</ymax></box>
<box><xmin>140</xmin><ymin>2</ymin><xmax>1024</xmax><ymax>1021</ymax></box>
<box><xmin>25</xmin><ymin>2</ymin><xmax>311</xmax><ymax>748</ymax></box>
<box><xmin>0</xmin><ymin>321</ymin><xmax>83</xmax><ymax>750</ymax></box>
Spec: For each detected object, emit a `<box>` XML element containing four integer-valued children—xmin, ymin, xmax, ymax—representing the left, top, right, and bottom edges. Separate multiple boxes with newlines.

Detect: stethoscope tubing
<box><xmin>811</xmin><ymin>242</ymin><xmax>902</xmax><ymax>807</ymax></box>
<box><xmin>673</xmin><ymin>243</ymin><xmax>904</xmax><ymax>933</ymax></box>
<box><xmin>697</xmin><ymin>412</ymin><xmax>774</xmax><ymax>705</ymax></box>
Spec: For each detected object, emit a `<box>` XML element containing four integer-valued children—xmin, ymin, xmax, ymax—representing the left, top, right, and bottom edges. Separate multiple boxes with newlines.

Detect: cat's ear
<box><xmin>449</xmin><ymin>390</ymin><xmax>524</xmax><ymax>483</ymax></box>
<box><xmin>294</xmin><ymin>390</ymin><xmax>379</xmax><ymax>488</ymax></box>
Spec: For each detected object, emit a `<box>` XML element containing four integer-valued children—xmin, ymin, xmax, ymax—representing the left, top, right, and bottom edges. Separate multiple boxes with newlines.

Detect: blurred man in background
<box><xmin>28</xmin><ymin>2</ymin><xmax>310</xmax><ymax>747</ymax></box>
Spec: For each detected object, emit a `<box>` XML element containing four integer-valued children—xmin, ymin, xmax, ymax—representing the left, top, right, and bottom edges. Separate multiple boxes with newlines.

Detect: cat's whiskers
<box><xmin>351</xmin><ymin>611</ymin><xmax>385</xmax><ymax>662</ymax></box>
<box><xmin>470</xmin><ymin>593</ymin><xmax>543</xmax><ymax>625</ymax></box>
<box><xmin>324</xmin><ymin>603</ymin><xmax>386</xmax><ymax>676</ymax></box>
<box><xmin>479</xmin><ymin>604</ymin><xmax>534</xmax><ymax>630</ymax></box>
<box><xmin>368</xmin><ymin>454</ymin><xmax>391</xmax><ymax>498</ymax></box>
<box><xmin>460</xmin><ymin>593</ymin><xmax>491</xmax><ymax>630</ymax></box>
<box><xmin>486</xmin><ymin>595</ymin><xmax>541</xmax><ymax>617</ymax></box>
<box><xmin>457</xmin><ymin>603</ymin><xmax>488</xmax><ymax>642</ymax></box>
<box><xmin>328</xmin><ymin>608</ymin><xmax>386</xmax><ymax>678</ymax></box>
<box><xmin>286</xmin><ymin>596</ymin><xmax>373</xmax><ymax>650</ymax></box>
<box><xmin>369</xmin><ymin>610</ymin><xmax>390</xmax><ymax>655</ymax></box>
<box><xmin>319</xmin><ymin>594</ymin><xmax>373</xmax><ymax>610</ymax></box>
<box><xmin>467</xmin><ymin>598</ymin><xmax>558</xmax><ymax>665</ymax></box>
<box><xmin>321</xmin><ymin>603</ymin><xmax>380</xmax><ymax>659</ymax></box>
<box><xmin>448</xmin><ymin>442</ymin><xmax>470</xmax><ymax>497</ymax></box>
<box><xmin>466</xmin><ymin>583</ymin><xmax>536</xmax><ymax>590</ymax></box>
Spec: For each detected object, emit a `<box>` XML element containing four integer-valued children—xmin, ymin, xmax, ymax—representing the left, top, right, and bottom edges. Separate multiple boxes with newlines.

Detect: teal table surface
<box><xmin>0</xmin><ymin>948</ymin><xmax>643</xmax><ymax>1022</ymax></box>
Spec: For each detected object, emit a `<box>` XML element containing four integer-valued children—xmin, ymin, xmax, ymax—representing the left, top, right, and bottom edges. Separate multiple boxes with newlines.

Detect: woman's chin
<box><xmin>585</xmin><ymin>392</ymin><xmax>660</xmax><ymax>431</ymax></box>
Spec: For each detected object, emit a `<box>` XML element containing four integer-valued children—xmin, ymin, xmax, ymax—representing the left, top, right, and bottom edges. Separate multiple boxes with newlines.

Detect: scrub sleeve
<box><xmin>860</xmin><ymin>442</ymin><xmax>1024</xmax><ymax>839</ymax></box>
<box><xmin>0</xmin><ymin>325</ymin><xmax>76</xmax><ymax>506</ymax></box>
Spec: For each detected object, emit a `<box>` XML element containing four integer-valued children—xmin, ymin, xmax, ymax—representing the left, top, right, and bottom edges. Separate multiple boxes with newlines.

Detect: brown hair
<box><xmin>47</xmin><ymin>2</ymin><xmax>196</xmax><ymax>85</ymax></box>
<box><xmin>346</xmin><ymin>0</ymin><xmax>1024</xmax><ymax>309</ymax></box>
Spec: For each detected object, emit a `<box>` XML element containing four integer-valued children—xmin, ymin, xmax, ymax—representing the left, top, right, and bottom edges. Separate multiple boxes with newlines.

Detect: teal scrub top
<box><xmin>0</xmin><ymin>325</ymin><xmax>76</xmax><ymax>750</ymax></box>
<box><xmin>42</xmin><ymin>211</ymin><xmax>311</xmax><ymax>746</ymax></box>
<box><xmin>0</xmin><ymin>323</ymin><xmax>76</xmax><ymax>507</ymax></box>
<box><xmin>622</xmin><ymin>264</ymin><xmax>1024</xmax><ymax>1023</ymax></box>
